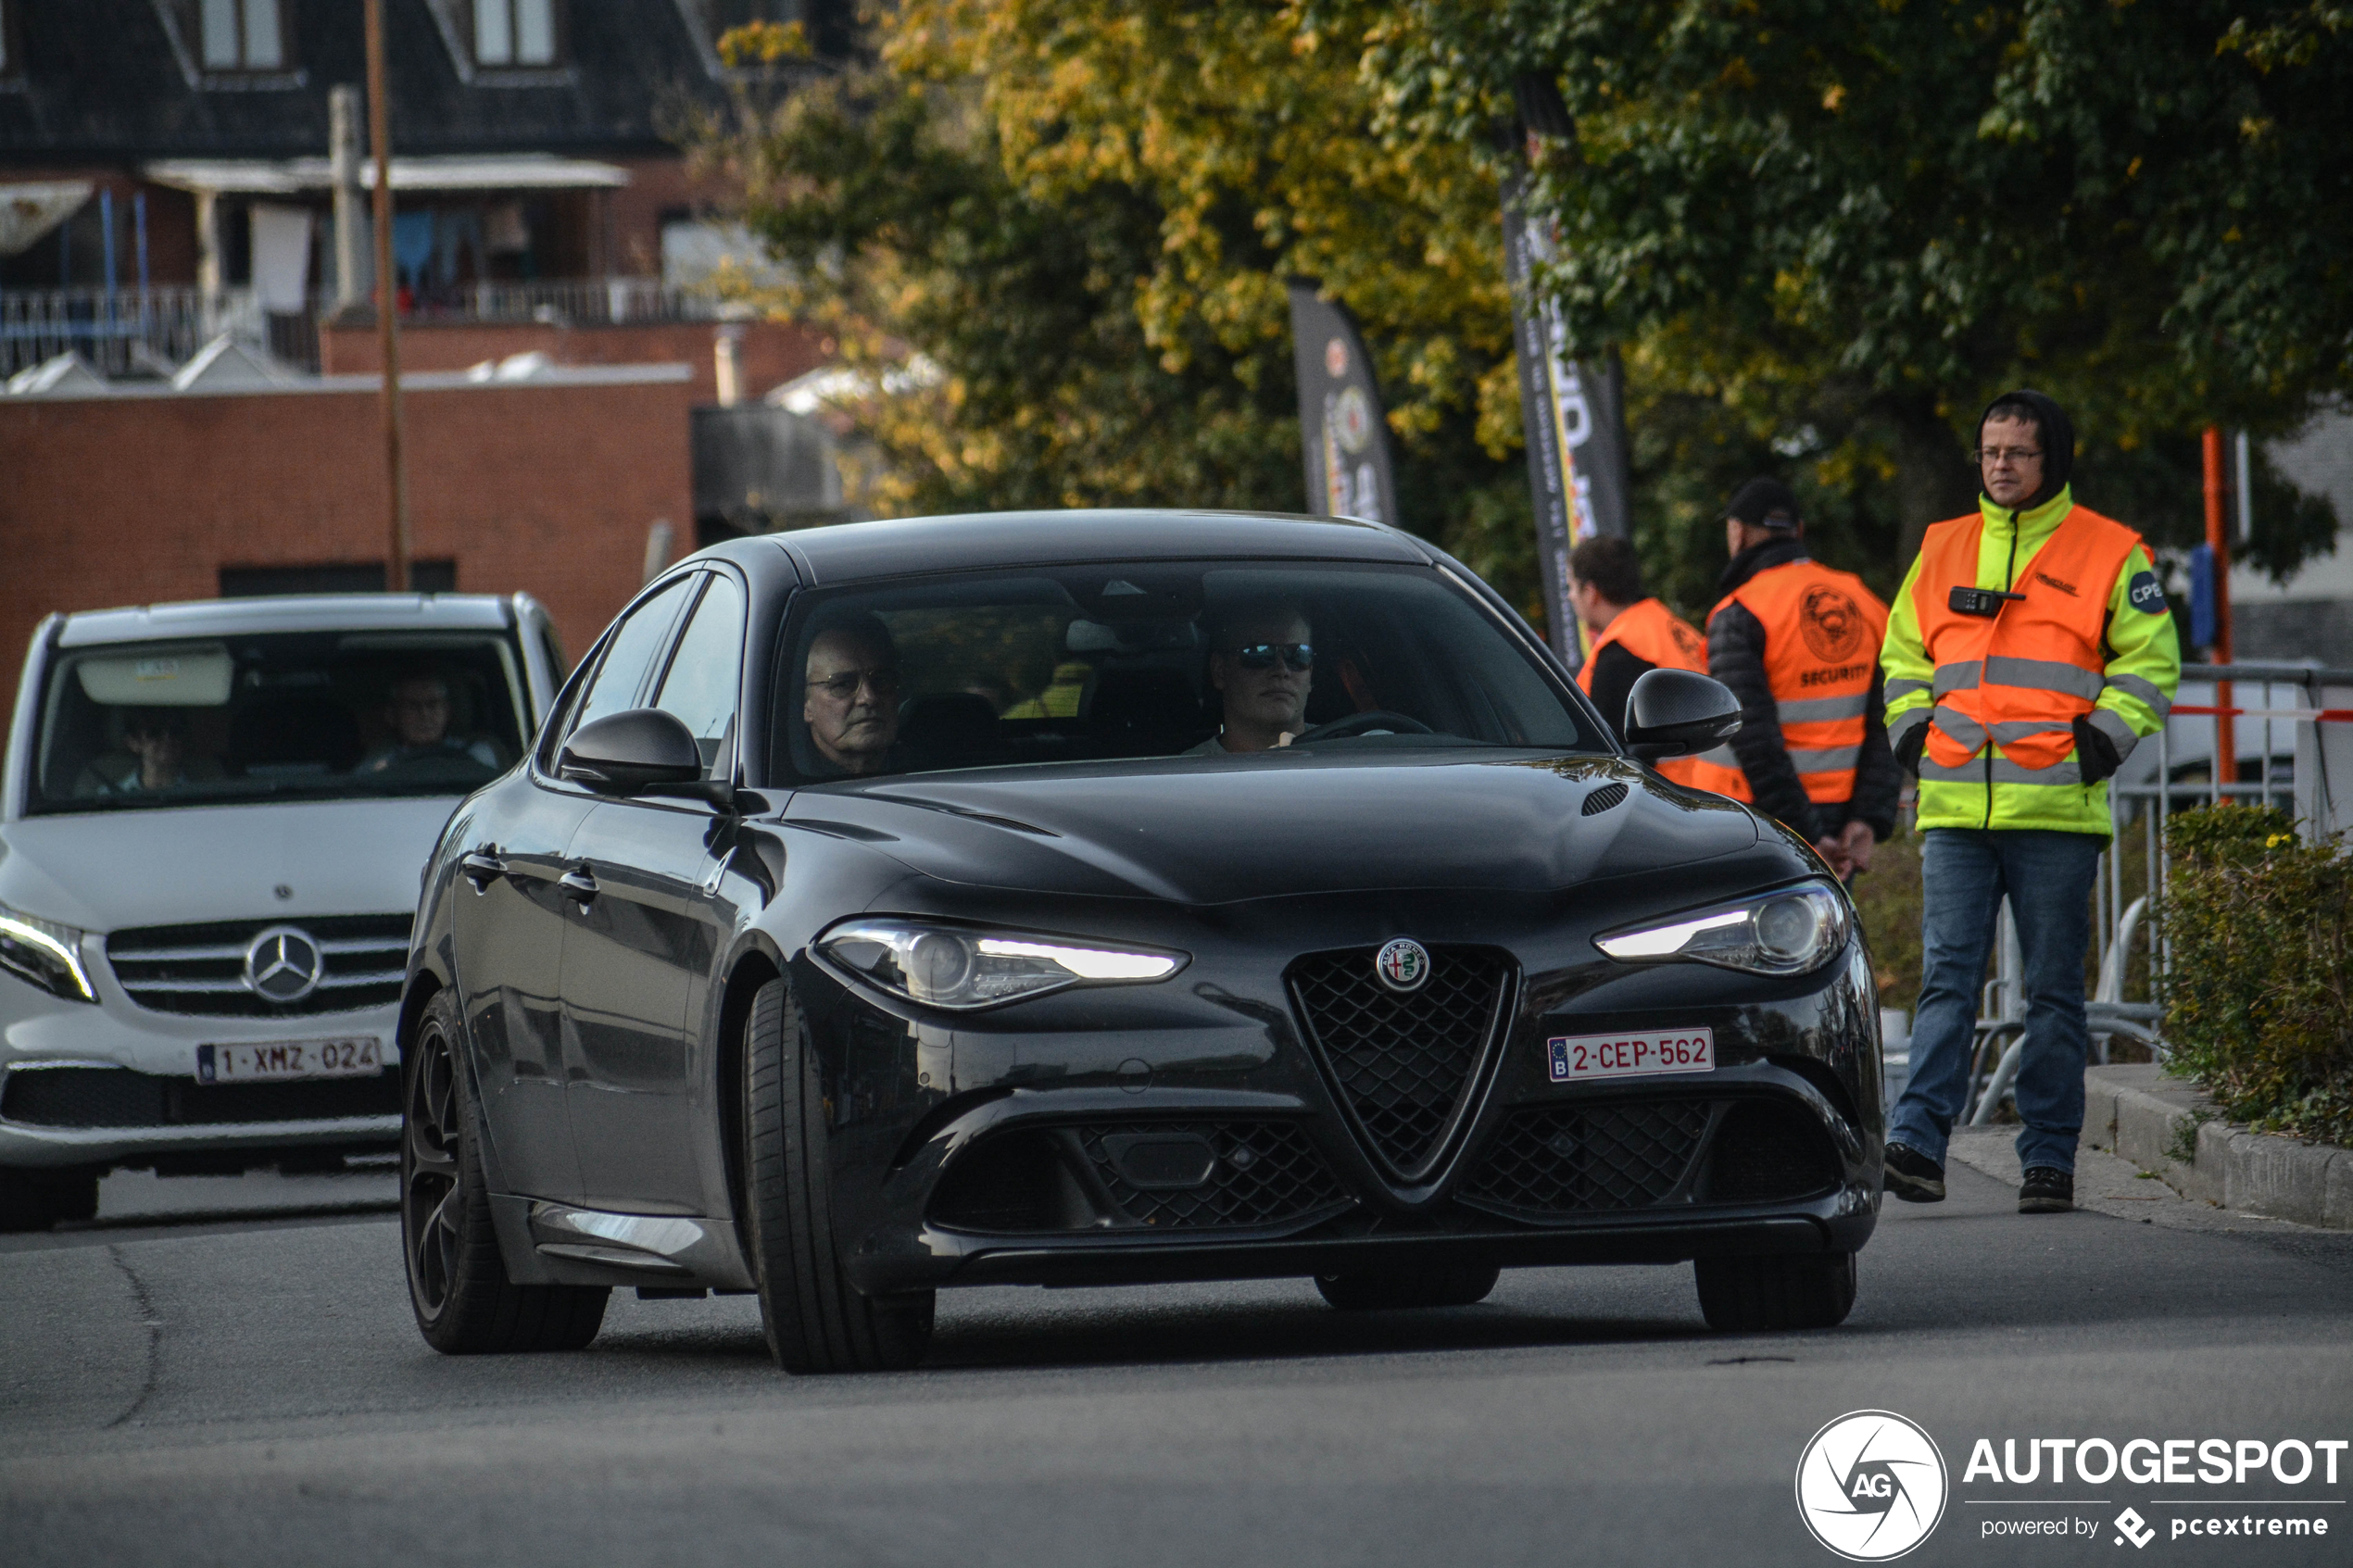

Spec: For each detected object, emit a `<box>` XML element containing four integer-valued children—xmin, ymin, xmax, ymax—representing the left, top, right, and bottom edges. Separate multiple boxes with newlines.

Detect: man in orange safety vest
<box><xmin>1567</xmin><ymin>535</ymin><xmax>1710</xmax><ymax>785</ymax></box>
<box><xmin>1689</xmin><ymin>479</ymin><xmax>1900</xmax><ymax>878</ymax></box>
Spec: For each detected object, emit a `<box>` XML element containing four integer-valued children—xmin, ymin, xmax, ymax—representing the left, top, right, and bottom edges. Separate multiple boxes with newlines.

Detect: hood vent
<box><xmin>1580</xmin><ymin>782</ymin><xmax>1629</xmax><ymax>816</ymax></box>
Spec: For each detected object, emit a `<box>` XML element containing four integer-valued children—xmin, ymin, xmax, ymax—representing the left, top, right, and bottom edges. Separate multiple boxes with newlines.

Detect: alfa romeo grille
<box><xmin>1288</xmin><ymin>946</ymin><xmax>1511</xmax><ymax>1181</ymax></box>
<box><xmin>106</xmin><ymin>915</ymin><xmax>411</xmax><ymax>1017</ymax></box>
<box><xmin>1459</xmin><ymin>1099</ymin><xmax>1714</xmax><ymax>1216</ymax></box>
<box><xmin>1075</xmin><ymin>1121</ymin><xmax>1350</xmax><ymax>1230</ymax></box>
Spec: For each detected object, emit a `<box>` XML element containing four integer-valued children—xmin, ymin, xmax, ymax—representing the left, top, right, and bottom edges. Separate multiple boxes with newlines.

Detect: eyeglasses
<box><xmin>805</xmin><ymin>666</ymin><xmax>901</xmax><ymax>701</ymax></box>
<box><xmin>1975</xmin><ymin>446</ymin><xmax>2044</xmax><ymax>466</ymax></box>
<box><xmin>1233</xmin><ymin>642</ymin><xmax>1315</xmax><ymax>671</ymax></box>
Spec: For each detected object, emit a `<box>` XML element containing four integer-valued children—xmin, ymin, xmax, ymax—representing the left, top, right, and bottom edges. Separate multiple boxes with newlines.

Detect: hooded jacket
<box><xmin>1880</xmin><ymin>391</ymin><xmax>2180</xmax><ymax>835</ymax></box>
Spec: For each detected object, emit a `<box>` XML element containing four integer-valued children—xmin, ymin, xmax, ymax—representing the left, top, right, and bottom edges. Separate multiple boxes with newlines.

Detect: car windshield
<box><xmin>774</xmin><ymin>561</ymin><xmax>1597</xmax><ymax>782</ymax></box>
<box><xmin>27</xmin><ymin>630</ymin><xmax>531</xmax><ymax>814</ymax></box>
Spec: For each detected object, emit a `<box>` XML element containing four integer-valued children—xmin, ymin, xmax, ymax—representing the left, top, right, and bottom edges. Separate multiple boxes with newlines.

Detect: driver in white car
<box><xmin>1188</xmin><ymin>600</ymin><xmax>1314</xmax><ymax>754</ymax></box>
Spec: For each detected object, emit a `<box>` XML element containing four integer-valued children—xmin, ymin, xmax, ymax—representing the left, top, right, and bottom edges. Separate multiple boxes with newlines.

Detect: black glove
<box><xmin>1893</xmin><ymin>721</ymin><xmax>1926</xmax><ymax>777</ymax></box>
<box><xmin>2071</xmin><ymin>713</ymin><xmax>2122</xmax><ymax>784</ymax></box>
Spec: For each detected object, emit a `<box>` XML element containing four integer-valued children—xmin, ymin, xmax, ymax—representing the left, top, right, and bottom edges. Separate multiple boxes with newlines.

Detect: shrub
<box><xmin>2158</xmin><ymin>806</ymin><xmax>2353</xmax><ymax>1146</ymax></box>
<box><xmin>1849</xmin><ymin>832</ymin><xmax>1922</xmax><ymax>1015</ymax></box>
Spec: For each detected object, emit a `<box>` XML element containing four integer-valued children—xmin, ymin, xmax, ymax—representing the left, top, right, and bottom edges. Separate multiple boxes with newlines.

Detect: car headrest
<box><xmin>897</xmin><ymin>691</ymin><xmax>1002</xmax><ymax>771</ymax></box>
<box><xmin>229</xmin><ymin>696</ymin><xmax>363</xmax><ymax>772</ymax></box>
<box><xmin>1083</xmin><ymin>667</ymin><xmax>1209</xmax><ymax>756</ymax></box>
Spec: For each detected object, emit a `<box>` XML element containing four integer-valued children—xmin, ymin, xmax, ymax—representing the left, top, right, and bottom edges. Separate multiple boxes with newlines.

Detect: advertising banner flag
<box><xmin>1288</xmin><ymin>282</ymin><xmax>1397</xmax><ymax>528</ymax></box>
<box><xmin>1501</xmin><ymin>176</ymin><xmax>1634</xmax><ymax>670</ymax></box>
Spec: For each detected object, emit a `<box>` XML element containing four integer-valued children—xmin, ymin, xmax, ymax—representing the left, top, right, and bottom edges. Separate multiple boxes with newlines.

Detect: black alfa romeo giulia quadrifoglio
<box><xmin>398</xmin><ymin>510</ymin><xmax>1882</xmax><ymax>1371</ymax></box>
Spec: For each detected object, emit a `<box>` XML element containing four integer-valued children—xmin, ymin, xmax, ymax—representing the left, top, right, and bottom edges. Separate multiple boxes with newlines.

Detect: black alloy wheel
<box><xmin>402</xmin><ymin>988</ymin><xmax>609</xmax><ymax>1353</ymax></box>
<box><xmin>1693</xmin><ymin>1250</ymin><xmax>1856</xmax><ymax>1332</ymax></box>
<box><xmin>1315</xmin><ymin>1262</ymin><xmax>1502</xmax><ymax>1311</ymax></box>
<box><xmin>742</xmin><ymin>978</ymin><xmax>935</xmax><ymax>1374</ymax></box>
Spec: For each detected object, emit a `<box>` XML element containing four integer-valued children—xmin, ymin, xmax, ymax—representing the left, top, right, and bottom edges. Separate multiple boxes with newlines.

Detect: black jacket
<box><xmin>1706</xmin><ymin>538</ymin><xmax>1901</xmax><ymax>844</ymax></box>
<box><xmin>1582</xmin><ymin>640</ymin><xmax>1654</xmax><ymax>741</ymax></box>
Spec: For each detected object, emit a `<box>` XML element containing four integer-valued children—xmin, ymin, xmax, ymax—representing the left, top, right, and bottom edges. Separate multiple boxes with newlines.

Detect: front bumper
<box><xmin>786</xmin><ymin>888</ymin><xmax>1884</xmax><ymax>1298</ymax></box>
<box><xmin>0</xmin><ymin>971</ymin><xmax>401</xmax><ymax>1170</ymax></box>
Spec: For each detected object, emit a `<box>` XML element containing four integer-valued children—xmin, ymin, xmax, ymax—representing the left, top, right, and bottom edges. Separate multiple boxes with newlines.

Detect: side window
<box><xmin>570</xmin><ymin>576</ymin><xmax>696</xmax><ymax>734</ymax></box>
<box><xmin>651</xmin><ymin>575</ymin><xmax>747</xmax><ymax>777</ymax></box>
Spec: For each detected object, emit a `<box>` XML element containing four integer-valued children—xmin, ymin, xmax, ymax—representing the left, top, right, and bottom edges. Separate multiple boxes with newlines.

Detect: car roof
<box><xmin>761</xmin><ymin>508</ymin><xmax>1433</xmax><ymax>585</ymax></box>
<box><xmin>56</xmin><ymin>594</ymin><xmax>519</xmax><ymax>647</ymax></box>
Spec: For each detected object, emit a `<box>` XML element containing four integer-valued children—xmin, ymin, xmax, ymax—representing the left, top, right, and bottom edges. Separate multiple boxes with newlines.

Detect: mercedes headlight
<box><xmin>0</xmin><ymin>902</ymin><xmax>98</xmax><ymax>1003</ymax></box>
<box><xmin>1594</xmin><ymin>883</ymin><xmax>1851</xmax><ymax>976</ymax></box>
<box><xmin>815</xmin><ymin>920</ymin><xmax>1188</xmax><ymax>1010</ymax></box>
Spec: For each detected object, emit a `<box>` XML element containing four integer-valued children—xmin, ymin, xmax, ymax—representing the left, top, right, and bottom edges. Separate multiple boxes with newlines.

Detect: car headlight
<box><xmin>0</xmin><ymin>902</ymin><xmax>98</xmax><ymax>1003</ymax></box>
<box><xmin>1594</xmin><ymin>882</ymin><xmax>1851</xmax><ymax>976</ymax></box>
<box><xmin>815</xmin><ymin>919</ymin><xmax>1188</xmax><ymax>1010</ymax></box>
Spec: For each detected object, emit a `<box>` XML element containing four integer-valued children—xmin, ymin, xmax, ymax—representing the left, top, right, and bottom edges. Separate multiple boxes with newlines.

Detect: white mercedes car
<box><xmin>0</xmin><ymin>593</ymin><xmax>564</xmax><ymax>1230</ymax></box>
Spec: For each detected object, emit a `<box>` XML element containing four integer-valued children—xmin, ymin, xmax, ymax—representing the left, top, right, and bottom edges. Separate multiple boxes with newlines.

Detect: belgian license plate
<box><xmin>1548</xmin><ymin>1027</ymin><xmax>1715</xmax><ymax>1083</ymax></box>
<box><xmin>196</xmin><ymin>1038</ymin><xmax>384</xmax><ymax>1084</ymax></box>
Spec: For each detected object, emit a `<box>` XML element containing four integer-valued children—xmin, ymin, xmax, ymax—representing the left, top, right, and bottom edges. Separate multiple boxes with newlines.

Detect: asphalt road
<box><xmin>3</xmin><ymin>1142</ymin><xmax>2347</xmax><ymax>1568</ymax></box>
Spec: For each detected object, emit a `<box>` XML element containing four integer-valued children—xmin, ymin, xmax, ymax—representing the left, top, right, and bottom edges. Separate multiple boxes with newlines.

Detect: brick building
<box><xmin>0</xmin><ymin>0</ymin><xmax>849</xmax><ymax>379</ymax></box>
<box><xmin>0</xmin><ymin>363</ymin><xmax>699</xmax><ymax>697</ymax></box>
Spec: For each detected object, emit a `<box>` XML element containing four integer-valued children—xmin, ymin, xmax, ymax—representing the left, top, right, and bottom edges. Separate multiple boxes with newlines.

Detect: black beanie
<box><xmin>1723</xmin><ymin>477</ymin><xmax>1802</xmax><ymax>532</ymax></box>
<box><xmin>1978</xmin><ymin>389</ymin><xmax>2075</xmax><ymax>511</ymax></box>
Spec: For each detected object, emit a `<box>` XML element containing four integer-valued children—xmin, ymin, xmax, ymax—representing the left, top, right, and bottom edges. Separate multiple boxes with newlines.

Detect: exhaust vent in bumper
<box><xmin>931</xmin><ymin>1121</ymin><xmax>1351</xmax><ymax>1235</ymax></box>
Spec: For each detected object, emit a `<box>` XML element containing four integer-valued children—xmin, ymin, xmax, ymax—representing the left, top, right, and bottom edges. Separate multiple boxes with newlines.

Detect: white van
<box><xmin>0</xmin><ymin>593</ymin><xmax>563</xmax><ymax>1230</ymax></box>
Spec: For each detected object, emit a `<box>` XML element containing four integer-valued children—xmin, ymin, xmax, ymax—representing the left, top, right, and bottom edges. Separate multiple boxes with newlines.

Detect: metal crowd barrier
<box><xmin>1943</xmin><ymin>661</ymin><xmax>2353</xmax><ymax>1125</ymax></box>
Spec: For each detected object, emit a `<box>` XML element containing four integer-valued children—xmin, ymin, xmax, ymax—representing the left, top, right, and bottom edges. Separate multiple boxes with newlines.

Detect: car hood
<box><xmin>0</xmin><ymin>797</ymin><xmax>459</xmax><ymax>933</ymax></box>
<box><xmin>785</xmin><ymin>751</ymin><xmax>1760</xmax><ymax>905</ymax></box>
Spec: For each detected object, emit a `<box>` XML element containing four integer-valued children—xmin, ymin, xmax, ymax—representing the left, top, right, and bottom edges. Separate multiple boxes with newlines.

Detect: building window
<box><xmin>472</xmin><ymin>0</ymin><xmax>560</xmax><ymax>68</ymax></box>
<box><xmin>200</xmin><ymin>0</ymin><xmax>283</xmax><ymax>70</ymax></box>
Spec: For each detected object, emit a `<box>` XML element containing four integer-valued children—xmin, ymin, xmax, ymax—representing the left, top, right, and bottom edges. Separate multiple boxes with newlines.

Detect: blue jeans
<box><xmin>1890</xmin><ymin>828</ymin><xmax>2103</xmax><ymax>1175</ymax></box>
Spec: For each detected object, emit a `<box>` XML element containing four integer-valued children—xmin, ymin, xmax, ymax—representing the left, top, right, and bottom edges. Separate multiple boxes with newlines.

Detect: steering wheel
<box><xmin>1291</xmin><ymin>709</ymin><xmax>1433</xmax><ymax>743</ymax></box>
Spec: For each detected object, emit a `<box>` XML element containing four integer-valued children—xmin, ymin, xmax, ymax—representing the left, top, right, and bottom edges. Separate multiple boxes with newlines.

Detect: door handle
<box><xmin>460</xmin><ymin>848</ymin><xmax>506</xmax><ymax>892</ymax></box>
<box><xmin>558</xmin><ymin>868</ymin><xmax>598</xmax><ymax>905</ymax></box>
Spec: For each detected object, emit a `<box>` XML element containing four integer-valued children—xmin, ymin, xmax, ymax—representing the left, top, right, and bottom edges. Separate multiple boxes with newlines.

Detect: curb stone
<box><xmin>2083</xmin><ymin>1063</ymin><xmax>2351</xmax><ymax>1228</ymax></box>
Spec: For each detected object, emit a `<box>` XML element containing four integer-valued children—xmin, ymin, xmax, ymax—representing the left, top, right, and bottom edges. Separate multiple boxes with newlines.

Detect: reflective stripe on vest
<box><xmin>1688</xmin><ymin>558</ymin><xmax>1889</xmax><ymax>806</ymax></box>
<box><xmin>1911</xmin><ymin>504</ymin><xmax>2145</xmax><ymax>792</ymax></box>
<box><xmin>1579</xmin><ymin>597</ymin><xmax>1709</xmax><ymax>786</ymax></box>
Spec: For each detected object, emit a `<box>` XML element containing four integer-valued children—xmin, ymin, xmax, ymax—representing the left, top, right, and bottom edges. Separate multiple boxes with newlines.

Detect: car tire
<box><xmin>1315</xmin><ymin>1262</ymin><xmax>1501</xmax><ymax>1311</ymax></box>
<box><xmin>403</xmin><ymin>988</ymin><xmax>610</xmax><ymax>1354</ymax></box>
<box><xmin>0</xmin><ymin>1166</ymin><xmax>99</xmax><ymax>1232</ymax></box>
<box><xmin>38</xmin><ymin>1167</ymin><xmax>101</xmax><ymax>1224</ymax></box>
<box><xmin>0</xmin><ymin>1168</ymin><xmax>58</xmax><ymax>1232</ymax></box>
<box><xmin>742</xmin><ymin>977</ymin><xmax>935</xmax><ymax>1374</ymax></box>
<box><xmin>1693</xmin><ymin>1250</ymin><xmax>1856</xmax><ymax>1332</ymax></box>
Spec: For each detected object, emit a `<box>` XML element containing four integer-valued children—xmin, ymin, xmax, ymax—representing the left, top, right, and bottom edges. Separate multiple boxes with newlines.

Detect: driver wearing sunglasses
<box><xmin>1188</xmin><ymin>600</ymin><xmax>1314</xmax><ymax>755</ymax></box>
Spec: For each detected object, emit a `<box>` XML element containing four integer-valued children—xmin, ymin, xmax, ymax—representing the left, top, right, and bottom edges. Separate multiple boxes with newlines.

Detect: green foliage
<box><xmin>1847</xmin><ymin>829</ymin><xmax>1922</xmax><ymax>1015</ymax></box>
<box><xmin>682</xmin><ymin>5</ymin><xmax>1540</xmax><ymax>611</ymax></box>
<box><xmin>1328</xmin><ymin>0</ymin><xmax>2351</xmax><ymax>572</ymax></box>
<box><xmin>2158</xmin><ymin>807</ymin><xmax>2353</xmax><ymax>1147</ymax></box>
<box><xmin>686</xmin><ymin>0</ymin><xmax>2345</xmax><ymax>622</ymax></box>
<box><xmin>2166</xmin><ymin>1110</ymin><xmax>2218</xmax><ymax>1166</ymax></box>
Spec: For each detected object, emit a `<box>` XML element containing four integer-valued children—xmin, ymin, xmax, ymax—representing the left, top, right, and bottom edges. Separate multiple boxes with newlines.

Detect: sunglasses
<box><xmin>1233</xmin><ymin>642</ymin><xmax>1315</xmax><ymax>671</ymax></box>
<box><xmin>806</xmin><ymin>666</ymin><xmax>902</xmax><ymax>701</ymax></box>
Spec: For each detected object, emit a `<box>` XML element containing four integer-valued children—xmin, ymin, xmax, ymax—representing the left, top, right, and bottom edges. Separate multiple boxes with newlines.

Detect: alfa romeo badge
<box><xmin>1374</xmin><ymin>937</ymin><xmax>1431</xmax><ymax>993</ymax></box>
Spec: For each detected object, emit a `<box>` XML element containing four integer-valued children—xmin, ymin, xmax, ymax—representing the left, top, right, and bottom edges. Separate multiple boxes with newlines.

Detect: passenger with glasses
<box><xmin>802</xmin><ymin>613</ymin><xmax>904</xmax><ymax>776</ymax></box>
<box><xmin>1189</xmin><ymin>600</ymin><xmax>1315</xmax><ymax>755</ymax></box>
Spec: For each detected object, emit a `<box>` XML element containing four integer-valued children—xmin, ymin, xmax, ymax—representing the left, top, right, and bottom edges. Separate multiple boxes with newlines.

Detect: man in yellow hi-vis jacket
<box><xmin>1881</xmin><ymin>390</ymin><xmax>2180</xmax><ymax>1216</ymax></box>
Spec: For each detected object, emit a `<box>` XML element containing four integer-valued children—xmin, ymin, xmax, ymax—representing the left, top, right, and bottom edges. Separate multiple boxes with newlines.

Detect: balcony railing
<box><xmin>0</xmin><ymin>285</ymin><xmax>267</xmax><ymax>380</ymax></box>
<box><xmin>408</xmin><ymin>277</ymin><xmax>733</xmax><ymax>327</ymax></box>
<box><xmin>3</xmin><ymin>278</ymin><xmax>733</xmax><ymax>383</ymax></box>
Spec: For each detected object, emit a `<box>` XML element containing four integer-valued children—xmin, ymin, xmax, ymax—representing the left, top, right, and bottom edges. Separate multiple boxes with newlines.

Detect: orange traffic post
<box><xmin>2201</xmin><ymin>427</ymin><xmax>2234</xmax><ymax>789</ymax></box>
